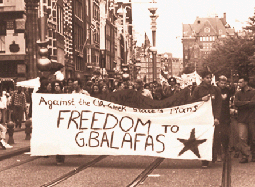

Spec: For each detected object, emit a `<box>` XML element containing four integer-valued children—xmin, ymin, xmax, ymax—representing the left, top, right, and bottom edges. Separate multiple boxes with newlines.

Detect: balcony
<box><xmin>0</xmin><ymin>2</ymin><xmax>25</xmax><ymax>19</ymax></box>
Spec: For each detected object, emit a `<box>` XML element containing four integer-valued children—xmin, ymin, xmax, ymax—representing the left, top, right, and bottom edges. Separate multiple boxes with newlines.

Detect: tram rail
<box><xmin>0</xmin><ymin>152</ymin><xmax>165</xmax><ymax>187</ymax></box>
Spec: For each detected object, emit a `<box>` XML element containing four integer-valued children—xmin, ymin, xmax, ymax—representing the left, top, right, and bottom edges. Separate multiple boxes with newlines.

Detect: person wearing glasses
<box><xmin>52</xmin><ymin>81</ymin><xmax>63</xmax><ymax>94</ymax></box>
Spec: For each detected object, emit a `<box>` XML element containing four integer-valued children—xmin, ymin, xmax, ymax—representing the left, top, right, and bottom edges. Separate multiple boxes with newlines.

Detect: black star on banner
<box><xmin>177</xmin><ymin>128</ymin><xmax>207</xmax><ymax>158</ymax></box>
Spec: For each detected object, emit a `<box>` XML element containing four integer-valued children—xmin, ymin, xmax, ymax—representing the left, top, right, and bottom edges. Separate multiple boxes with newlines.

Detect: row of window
<box><xmin>0</xmin><ymin>20</ymin><xmax>25</xmax><ymax>35</ymax></box>
<box><xmin>93</xmin><ymin>3</ymin><xmax>100</xmax><ymax>21</ymax></box>
<box><xmin>199</xmin><ymin>36</ymin><xmax>216</xmax><ymax>41</ymax></box>
<box><xmin>74</xmin><ymin>23</ymin><xmax>84</xmax><ymax>53</ymax></box>
<box><xmin>74</xmin><ymin>0</ymin><xmax>83</xmax><ymax>19</ymax></box>
<box><xmin>203</xmin><ymin>43</ymin><xmax>212</xmax><ymax>49</ymax></box>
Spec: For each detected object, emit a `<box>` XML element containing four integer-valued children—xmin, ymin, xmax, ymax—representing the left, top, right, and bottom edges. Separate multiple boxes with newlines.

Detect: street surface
<box><xmin>1</xmin><ymin>151</ymin><xmax>255</xmax><ymax>187</ymax></box>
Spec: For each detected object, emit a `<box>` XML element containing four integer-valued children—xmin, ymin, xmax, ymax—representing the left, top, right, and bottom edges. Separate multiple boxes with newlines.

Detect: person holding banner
<box><xmin>192</xmin><ymin>70</ymin><xmax>222</xmax><ymax>168</ymax></box>
<box><xmin>234</xmin><ymin>76</ymin><xmax>255</xmax><ymax>163</ymax></box>
<box><xmin>52</xmin><ymin>80</ymin><xmax>66</xmax><ymax>165</ymax></box>
<box><xmin>217</xmin><ymin>75</ymin><xmax>236</xmax><ymax>161</ymax></box>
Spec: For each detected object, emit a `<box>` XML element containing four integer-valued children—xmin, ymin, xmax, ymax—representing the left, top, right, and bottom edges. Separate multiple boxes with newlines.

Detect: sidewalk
<box><xmin>0</xmin><ymin>126</ymin><xmax>30</xmax><ymax>161</ymax></box>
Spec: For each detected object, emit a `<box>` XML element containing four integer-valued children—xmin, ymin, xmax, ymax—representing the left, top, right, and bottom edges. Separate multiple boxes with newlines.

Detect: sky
<box><xmin>129</xmin><ymin>0</ymin><xmax>255</xmax><ymax>58</ymax></box>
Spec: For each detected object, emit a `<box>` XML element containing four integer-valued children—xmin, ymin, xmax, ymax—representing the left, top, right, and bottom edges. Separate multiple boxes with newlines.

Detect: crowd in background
<box><xmin>0</xmin><ymin>71</ymin><xmax>254</xmax><ymax>167</ymax></box>
<box><xmin>33</xmin><ymin>75</ymin><xmax>198</xmax><ymax>102</ymax></box>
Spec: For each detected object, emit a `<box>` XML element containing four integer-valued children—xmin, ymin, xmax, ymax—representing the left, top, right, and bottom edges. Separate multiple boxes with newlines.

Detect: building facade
<box><xmin>182</xmin><ymin>13</ymin><xmax>235</xmax><ymax>73</ymax></box>
<box><xmin>0</xmin><ymin>0</ymin><xmax>135</xmax><ymax>83</ymax></box>
<box><xmin>135</xmin><ymin>45</ymin><xmax>161</xmax><ymax>83</ymax></box>
<box><xmin>160</xmin><ymin>53</ymin><xmax>183</xmax><ymax>78</ymax></box>
<box><xmin>0</xmin><ymin>0</ymin><xmax>26</xmax><ymax>81</ymax></box>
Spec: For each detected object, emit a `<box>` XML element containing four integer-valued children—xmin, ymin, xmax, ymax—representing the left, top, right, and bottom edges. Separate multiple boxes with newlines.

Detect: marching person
<box><xmin>0</xmin><ymin>123</ymin><xmax>13</xmax><ymax>149</ymax></box>
<box><xmin>192</xmin><ymin>69</ymin><xmax>222</xmax><ymax>168</ymax></box>
<box><xmin>234</xmin><ymin>76</ymin><xmax>255</xmax><ymax>163</ymax></box>
<box><xmin>99</xmin><ymin>83</ymin><xmax>110</xmax><ymax>100</ymax></box>
<box><xmin>0</xmin><ymin>90</ymin><xmax>13</xmax><ymax>149</ymax></box>
<box><xmin>90</xmin><ymin>84</ymin><xmax>101</xmax><ymax>98</ymax></box>
<box><xmin>0</xmin><ymin>89</ymin><xmax>8</xmax><ymax>125</ymax></box>
<box><xmin>72</xmin><ymin>79</ymin><xmax>90</xmax><ymax>95</ymax></box>
<box><xmin>63</xmin><ymin>78</ymin><xmax>74</xmax><ymax>93</ymax></box>
<box><xmin>134</xmin><ymin>79</ymin><xmax>153</xmax><ymax>99</ymax></box>
<box><xmin>217</xmin><ymin>75</ymin><xmax>236</xmax><ymax>161</ymax></box>
<box><xmin>51</xmin><ymin>80</ymin><xmax>66</xmax><ymax>165</ymax></box>
<box><xmin>11</xmin><ymin>86</ymin><xmax>26</xmax><ymax>128</ymax></box>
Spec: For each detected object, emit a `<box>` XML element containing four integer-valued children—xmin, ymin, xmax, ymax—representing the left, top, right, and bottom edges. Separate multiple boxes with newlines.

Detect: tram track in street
<box><xmin>0</xmin><ymin>156</ymin><xmax>42</xmax><ymax>172</ymax></box>
<box><xmin>39</xmin><ymin>156</ymin><xmax>164</xmax><ymax>187</ymax></box>
<box><xmin>0</xmin><ymin>153</ymin><xmax>165</xmax><ymax>186</ymax></box>
<box><xmin>127</xmin><ymin>157</ymin><xmax>165</xmax><ymax>187</ymax></box>
<box><xmin>40</xmin><ymin>155</ymin><xmax>108</xmax><ymax>187</ymax></box>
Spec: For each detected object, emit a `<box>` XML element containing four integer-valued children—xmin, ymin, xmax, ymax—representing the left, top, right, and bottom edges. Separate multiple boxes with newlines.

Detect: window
<box><xmin>86</xmin><ymin>0</ymin><xmax>89</xmax><ymax>16</ymax></box>
<box><xmin>87</xmin><ymin>48</ymin><xmax>91</xmax><ymax>63</ymax></box>
<box><xmin>106</xmin><ymin>55</ymin><xmax>110</xmax><ymax>69</ymax></box>
<box><xmin>210</xmin><ymin>36</ymin><xmax>215</xmax><ymax>41</ymax></box>
<box><xmin>0</xmin><ymin>21</ymin><xmax>6</xmax><ymax>35</ymax></box>
<box><xmin>57</xmin><ymin>5</ymin><xmax>63</xmax><ymax>34</ymax></box>
<box><xmin>75</xmin><ymin>57</ymin><xmax>83</xmax><ymax>71</ymax></box>
<box><xmin>6</xmin><ymin>21</ymin><xmax>14</xmax><ymax>30</ymax></box>
<box><xmin>106</xmin><ymin>40</ymin><xmax>110</xmax><ymax>51</ymax></box>
<box><xmin>86</xmin><ymin>23</ymin><xmax>90</xmax><ymax>40</ymax></box>
<box><xmin>204</xmin><ymin>27</ymin><xmax>210</xmax><ymax>33</ymax></box>
<box><xmin>0</xmin><ymin>35</ymin><xmax>5</xmax><ymax>52</ymax></box>
<box><xmin>74</xmin><ymin>0</ymin><xmax>82</xmax><ymax>19</ymax></box>
<box><xmin>106</xmin><ymin>25</ymin><xmax>110</xmax><ymax>36</ymax></box>
<box><xmin>53</xmin><ymin>48</ymin><xmax>57</xmax><ymax>56</ymax></box>
<box><xmin>52</xmin><ymin>10</ymin><xmax>57</xmax><ymax>22</ymax></box>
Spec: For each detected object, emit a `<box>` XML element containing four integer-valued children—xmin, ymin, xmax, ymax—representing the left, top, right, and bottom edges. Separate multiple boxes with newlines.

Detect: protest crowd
<box><xmin>0</xmin><ymin>69</ymin><xmax>255</xmax><ymax>167</ymax></box>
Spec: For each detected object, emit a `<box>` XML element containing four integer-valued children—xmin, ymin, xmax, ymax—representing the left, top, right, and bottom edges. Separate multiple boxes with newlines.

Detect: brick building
<box><xmin>182</xmin><ymin>13</ymin><xmax>235</xmax><ymax>73</ymax></box>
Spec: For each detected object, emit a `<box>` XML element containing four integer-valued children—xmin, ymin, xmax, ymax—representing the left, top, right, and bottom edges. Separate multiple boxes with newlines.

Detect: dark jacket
<box><xmin>234</xmin><ymin>87</ymin><xmax>255</xmax><ymax>123</ymax></box>
<box><xmin>192</xmin><ymin>82</ymin><xmax>222</xmax><ymax>120</ymax></box>
<box><xmin>219</xmin><ymin>86</ymin><xmax>236</xmax><ymax>124</ymax></box>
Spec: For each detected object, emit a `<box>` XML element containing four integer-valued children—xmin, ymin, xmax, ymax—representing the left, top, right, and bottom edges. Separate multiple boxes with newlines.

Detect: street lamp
<box><xmin>36</xmin><ymin>0</ymin><xmax>64</xmax><ymax>77</ymax></box>
<box><xmin>37</xmin><ymin>1</ymin><xmax>51</xmax><ymax>71</ymax></box>
<box><xmin>148</xmin><ymin>0</ymin><xmax>159</xmax><ymax>82</ymax></box>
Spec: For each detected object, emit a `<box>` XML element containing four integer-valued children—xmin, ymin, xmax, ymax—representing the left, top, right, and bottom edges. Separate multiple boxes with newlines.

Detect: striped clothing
<box><xmin>12</xmin><ymin>92</ymin><xmax>26</xmax><ymax>108</ymax></box>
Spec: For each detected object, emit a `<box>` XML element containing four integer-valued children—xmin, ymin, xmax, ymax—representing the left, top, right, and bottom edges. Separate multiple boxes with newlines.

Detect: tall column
<box><xmin>148</xmin><ymin>1</ymin><xmax>159</xmax><ymax>82</ymax></box>
<box><xmin>25</xmin><ymin>0</ymin><xmax>40</xmax><ymax>79</ymax></box>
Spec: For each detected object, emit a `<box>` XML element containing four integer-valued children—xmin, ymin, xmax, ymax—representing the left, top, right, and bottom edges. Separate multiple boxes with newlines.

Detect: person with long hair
<box><xmin>99</xmin><ymin>84</ymin><xmax>110</xmax><ymax>100</ymax></box>
<box><xmin>90</xmin><ymin>84</ymin><xmax>101</xmax><ymax>98</ymax></box>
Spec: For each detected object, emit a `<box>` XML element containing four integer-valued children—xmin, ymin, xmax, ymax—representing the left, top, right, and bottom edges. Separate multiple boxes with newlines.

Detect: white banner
<box><xmin>31</xmin><ymin>93</ymin><xmax>214</xmax><ymax>161</ymax></box>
